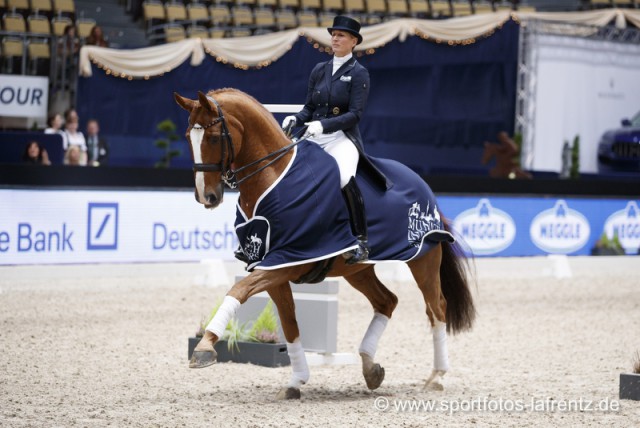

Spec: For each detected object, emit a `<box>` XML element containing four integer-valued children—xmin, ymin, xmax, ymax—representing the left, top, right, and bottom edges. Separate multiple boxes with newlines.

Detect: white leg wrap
<box><xmin>205</xmin><ymin>295</ymin><xmax>241</xmax><ymax>338</ymax></box>
<box><xmin>432</xmin><ymin>321</ymin><xmax>449</xmax><ymax>372</ymax></box>
<box><xmin>286</xmin><ymin>339</ymin><xmax>310</xmax><ymax>388</ymax></box>
<box><xmin>358</xmin><ymin>312</ymin><xmax>389</xmax><ymax>358</ymax></box>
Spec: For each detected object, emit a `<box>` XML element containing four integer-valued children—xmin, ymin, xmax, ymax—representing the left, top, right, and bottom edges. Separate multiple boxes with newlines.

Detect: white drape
<box><xmin>79</xmin><ymin>10</ymin><xmax>639</xmax><ymax>78</ymax></box>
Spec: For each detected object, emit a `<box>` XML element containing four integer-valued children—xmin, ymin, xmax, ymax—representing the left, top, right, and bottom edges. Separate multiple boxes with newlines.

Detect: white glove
<box><xmin>282</xmin><ymin>115</ymin><xmax>297</xmax><ymax>128</ymax></box>
<box><xmin>305</xmin><ymin>121</ymin><xmax>323</xmax><ymax>137</ymax></box>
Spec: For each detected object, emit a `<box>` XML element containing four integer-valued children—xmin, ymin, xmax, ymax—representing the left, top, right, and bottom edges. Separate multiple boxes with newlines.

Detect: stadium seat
<box><xmin>209</xmin><ymin>5</ymin><xmax>231</xmax><ymax>26</ymax></box>
<box><xmin>166</xmin><ymin>2</ymin><xmax>187</xmax><ymax>22</ymax></box>
<box><xmin>590</xmin><ymin>0</ymin><xmax>613</xmax><ymax>8</ymax></box>
<box><xmin>280</xmin><ymin>0</ymin><xmax>300</xmax><ymax>9</ymax></box>
<box><xmin>430</xmin><ymin>0</ymin><xmax>451</xmax><ymax>17</ymax></box>
<box><xmin>388</xmin><ymin>0</ymin><xmax>409</xmax><ymax>16</ymax></box>
<box><xmin>344</xmin><ymin>0</ymin><xmax>364</xmax><ymax>13</ymax></box>
<box><xmin>3</xmin><ymin>13</ymin><xmax>26</xmax><ymax>32</ymax></box>
<box><xmin>231</xmin><ymin>6</ymin><xmax>253</xmax><ymax>27</ymax></box>
<box><xmin>255</xmin><ymin>8</ymin><xmax>276</xmax><ymax>28</ymax></box>
<box><xmin>143</xmin><ymin>1</ymin><xmax>166</xmax><ymax>28</ymax></box>
<box><xmin>473</xmin><ymin>1</ymin><xmax>494</xmax><ymax>14</ymax></box>
<box><xmin>300</xmin><ymin>0</ymin><xmax>322</xmax><ymax>10</ymax></box>
<box><xmin>27</xmin><ymin>38</ymin><xmax>49</xmax><ymax>75</ymax></box>
<box><xmin>52</xmin><ymin>0</ymin><xmax>75</xmax><ymax>18</ymax></box>
<box><xmin>452</xmin><ymin>1</ymin><xmax>472</xmax><ymax>16</ymax></box>
<box><xmin>230</xmin><ymin>27</ymin><xmax>251</xmax><ymax>37</ymax></box>
<box><xmin>318</xmin><ymin>11</ymin><xmax>335</xmax><ymax>27</ymax></box>
<box><xmin>408</xmin><ymin>0</ymin><xmax>428</xmax><ymax>17</ymax></box>
<box><xmin>236</xmin><ymin>0</ymin><xmax>257</xmax><ymax>8</ymax></box>
<box><xmin>2</xmin><ymin>36</ymin><xmax>24</xmax><ymax>59</ymax></box>
<box><xmin>51</xmin><ymin>15</ymin><xmax>71</xmax><ymax>36</ymax></box>
<box><xmin>187</xmin><ymin>3</ymin><xmax>209</xmax><ymax>24</ymax></box>
<box><xmin>366</xmin><ymin>0</ymin><xmax>386</xmax><ymax>16</ymax></box>
<box><xmin>612</xmin><ymin>0</ymin><xmax>633</xmax><ymax>7</ymax></box>
<box><xmin>27</xmin><ymin>14</ymin><xmax>51</xmax><ymax>36</ymax></box>
<box><xmin>164</xmin><ymin>23</ymin><xmax>186</xmax><ymax>42</ymax></box>
<box><xmin>323</xmin><ymin>0</ymin><xmax>344</xmax><ymax>12</ymax></box>
<box><xmin>257</xmin><ymin>0</ymin><xmax>278</xmax><ymax>8</ymax></box>
<box><xmin>210</xmin><ymin>28</ymin><xmax>225</xmax><ymax>38</ymax></box>
<box><xmin>297</xmin><ymin>10</ymin><xmax>318</xmax><ymax>26</ymax></box>
<box><xmin>76</xmin><ymin>18</ymin><xmax>96</xmax><ymax>39</ymax></box>
<box><xmin>30</xmin><ymin>0</ymin><xmax>53</xmax><ymax>17</ymax></box>
<box><xmin>7</xmin><ymin>0</ymin><xmax>29</xmax><ymax>14</ymax></box>
<box><xmin>187</xmin><ymin>24</ymin><xmax>209</xmax><ymax>38</ymax></box>
<box><xmin>276</xmin><ymin>9</ymin><xmax>297</xmax><ymax>29</ymax></box>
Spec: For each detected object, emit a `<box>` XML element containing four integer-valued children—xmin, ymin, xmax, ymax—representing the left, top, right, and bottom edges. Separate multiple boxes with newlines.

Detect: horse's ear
<box><xmin>197</xmin><ymin>91</ymin><xmax>215</xmax><ymax>112</ymax></box>
<box><xmin>174</xmin><ymin>92</ymin><xmax>196</xmax><ymax>111</ymax></box>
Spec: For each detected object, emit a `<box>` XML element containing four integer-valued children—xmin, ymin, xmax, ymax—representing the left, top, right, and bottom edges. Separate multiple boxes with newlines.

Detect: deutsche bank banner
<box><xmin>0</xmin><ymin>189</ymin><xmax>638</xmax><ymax>265</ymax></box>
<box><xmin>0</xmin><ymin>189</ymin><xmax>239</xmax><ymax>265</ymax></box>
<box><xmin>0</xmin><ymin>74</ymin><xmax>49</xmax><ymax>118</ymax></box>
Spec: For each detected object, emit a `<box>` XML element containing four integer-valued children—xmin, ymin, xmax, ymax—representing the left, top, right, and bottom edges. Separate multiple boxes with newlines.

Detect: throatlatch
<box><xmin>341</xmin><ymin>176</ymin><xmax>370</xmax><ymax>264</ymax></box>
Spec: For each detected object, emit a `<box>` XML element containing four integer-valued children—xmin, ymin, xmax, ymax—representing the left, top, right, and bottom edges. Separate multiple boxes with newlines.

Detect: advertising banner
<box><xmin>0</xmin><ymin>74</ymin><xmax>49</xmax><ymax>118</ymax></box>
<box><xmin>1</xmin><ymin>189</ymin><xmax>638</xmax><ymax>265</ymax></box>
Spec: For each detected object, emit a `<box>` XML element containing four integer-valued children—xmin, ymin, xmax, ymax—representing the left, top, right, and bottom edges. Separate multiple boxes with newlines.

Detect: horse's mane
<box><xmin>207</xmin><ymin>88</ymin><xmax>282</xmax><ymax>131</ymax></box>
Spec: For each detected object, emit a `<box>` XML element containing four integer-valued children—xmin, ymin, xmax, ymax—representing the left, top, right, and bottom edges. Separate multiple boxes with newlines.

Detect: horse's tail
<box><xmin>440</xmin><ymin>218</ymin><xmax>476</xmax><ymax>335</ymax></box>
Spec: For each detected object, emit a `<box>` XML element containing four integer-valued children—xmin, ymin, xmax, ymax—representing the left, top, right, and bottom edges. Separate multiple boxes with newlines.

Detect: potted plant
<box><xmin>590</xmin><ymin>231</ymin><xmax>625</xmax><ymax>256</ymax></box>
<box><xmin>188</xmin><ymin>300</ymin><xmax>290</xmax><ymax>367</ymax></box>
<box><xmin>154</xmin><ymin>118</ymin><xmax>181</xmax><ymax>168</ymax></box>
<box><xmin>620</xmin><ymin>351</ymin><xmax>640</xmax><ymax>401</ymax></box>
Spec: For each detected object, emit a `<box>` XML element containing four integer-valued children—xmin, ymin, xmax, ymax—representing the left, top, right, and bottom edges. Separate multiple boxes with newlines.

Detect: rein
<box><xmin>191</xmin><ymin>96</ymin><xmax>306</xmax><ymax>189</ymax></box>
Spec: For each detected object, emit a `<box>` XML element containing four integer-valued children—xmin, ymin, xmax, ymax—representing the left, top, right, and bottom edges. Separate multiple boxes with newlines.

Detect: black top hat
<box><xmin>327</xmin><ymin>15</ymin><xmax>363</xmax><ymax>45</ymax></box>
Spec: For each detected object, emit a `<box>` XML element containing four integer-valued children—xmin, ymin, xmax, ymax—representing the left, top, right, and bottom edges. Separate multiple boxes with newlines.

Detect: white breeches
<box><xmin>309</xmin><ymin>131</ymin><xmax>358</xmax><ymax>188</ymax></box>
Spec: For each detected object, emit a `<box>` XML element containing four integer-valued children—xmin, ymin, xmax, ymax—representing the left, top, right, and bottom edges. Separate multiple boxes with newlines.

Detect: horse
<box><xmin>174</xmin><ymin>88</ymin><xmax>476</xmax><ymax>400</ymax></box>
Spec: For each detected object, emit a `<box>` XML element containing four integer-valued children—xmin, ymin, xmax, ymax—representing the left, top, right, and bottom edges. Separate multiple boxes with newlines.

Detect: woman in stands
<box><xmin>86</xmin><ymin>25</ymin><xmax>108</xmax><ymax>47</ymax></box>
<box><xmin>282</xmin><ymin>16</ymin><xmax>371</xmax><ymax>264</ymax></box>
<box><xmin>22</xmin><ymin>141</ymin><xmax>51</xmax><ymax>166</ymax></box>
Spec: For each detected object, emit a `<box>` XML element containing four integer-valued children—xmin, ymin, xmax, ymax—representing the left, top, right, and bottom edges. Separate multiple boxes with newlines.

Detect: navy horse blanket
<box><xmin>235</xmin><ymin>140</ymin><xmax>453</xmax><ymax>271</ymax></box>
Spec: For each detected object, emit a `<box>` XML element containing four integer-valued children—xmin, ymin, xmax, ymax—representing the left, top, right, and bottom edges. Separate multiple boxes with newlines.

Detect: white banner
<box><xmin>0</xmin><ymin>189</ymin><xmax>240</xmax><ymax>265</ymax></box>
<box><xmin>531</xmin><ymin>35</ymin><xmax>640</xmax><ymax>173</ymax></box>
<box><xmin>0</xmin><ymin>74</ymin><xmax>49</xmax><ymax>118</ymax></box>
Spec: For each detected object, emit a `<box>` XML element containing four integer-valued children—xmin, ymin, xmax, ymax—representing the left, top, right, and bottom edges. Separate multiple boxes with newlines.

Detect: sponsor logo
<box><xmin>603</xmin><ymin>201</ymin><xmax>640</xmax><ymax>254</ymax></box>
<box><xmin>244</xmin><ymin>233</ymin><xmax>263</xmax><ymax>261</ymax></box>
<box><xmin>407</xmin><ymin>201</ymin><xmax>442</xmax><ymax>247</ymax></box>
<box><xmin>87</xmin><ymin>203</ymin><xmax>119</xmax><ymax>250</ymax></box>
<box><xmin>529</xmin><ymin>200</ymin><xmax>590</xmax><ymax>254</ymax></box>
<box><xmin>452</xmin><ymin>199</ymin><xmax>516</xmax><ymax>255</ymax></box>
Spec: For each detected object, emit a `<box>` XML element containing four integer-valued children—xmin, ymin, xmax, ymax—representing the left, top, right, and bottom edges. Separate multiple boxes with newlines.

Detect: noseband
<box><xmin>189</xmin><ymin>95</ymin><xmax>301</xmax><ymax>190</ymax></box>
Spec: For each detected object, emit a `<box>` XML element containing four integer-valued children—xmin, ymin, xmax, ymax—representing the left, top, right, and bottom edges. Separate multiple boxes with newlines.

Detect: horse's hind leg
<box><xmin>407</xmin><ymin>244</ymin><xmax>448</xmax><ymax>391</ymax></box>
<box><xmin>344</xmin><ymin>266</ymin><xmax>398</xmax><ymax>390</ymax></box>
<box><xmin>266</xmin><ymin>284</ymin><xmax>309</xmax><ymax>400</ymax></box>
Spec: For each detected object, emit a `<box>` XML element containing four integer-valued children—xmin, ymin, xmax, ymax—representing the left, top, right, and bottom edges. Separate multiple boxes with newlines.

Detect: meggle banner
<box><xmin>0</xmin><ymin>189</ymin><xmax>239</xmax><ymax>265</ymax></box>
<box><xmin>444</xmin><ymin>196</ymin><xmax>640</xmax><ymax>257</ymax></box>
<box><xmin>0</xmin><ymin>74</ymin><xmax>49</xmax><ymax>118</ymax></box>
<box><xmin>1</xmin><ymin>190</ymin><xmax>638</xmax><ymax>264</ymax></box>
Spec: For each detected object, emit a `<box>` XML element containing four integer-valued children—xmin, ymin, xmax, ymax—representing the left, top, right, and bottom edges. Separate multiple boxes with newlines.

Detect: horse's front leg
<box><xmin>189</xmin><ymin>267</ymin><xmax>306</xmax><ymax>369</ymax></box>
<box><xmin>266</xmin><ymin>284</ymin><xmax>309</xmax><ymax>400</ymax></box>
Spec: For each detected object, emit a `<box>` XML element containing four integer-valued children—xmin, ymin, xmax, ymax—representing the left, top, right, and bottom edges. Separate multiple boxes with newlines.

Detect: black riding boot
<box><xmin>341</xmin><ymin>177</ymin><xmax>370</xmax><ymax>264</ymax></box>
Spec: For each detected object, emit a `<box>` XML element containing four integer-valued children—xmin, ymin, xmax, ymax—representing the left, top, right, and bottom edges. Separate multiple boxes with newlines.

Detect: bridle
<box><xmin>189</xmin><ymin>96</ymin><xmax>302</xmax><ymax>190</ymax></box>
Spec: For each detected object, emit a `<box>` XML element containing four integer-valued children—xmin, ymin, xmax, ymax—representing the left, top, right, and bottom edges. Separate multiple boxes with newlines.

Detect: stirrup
<box><xmin>344</xmin><ymin>239</ymin><xmax>369</xmax><ymax>265</ymax></box>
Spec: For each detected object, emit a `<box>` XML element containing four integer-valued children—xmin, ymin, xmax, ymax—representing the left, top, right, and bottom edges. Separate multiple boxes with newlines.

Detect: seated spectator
<box><xmin>63</xmin><ymin>119</ymin><xmax>87</xmax><ymax>164</ymax></box>
<box><xmin>64</xmin><ymin>107</ymin><xmax>78</xmax><ymax>124</ymax></box>
<box><xmin>59</xmin><ymin>25</ymin><xmax>80</xmax><ymax>56</ymax></box>
<box><xmin>64</xmin><ymin>145</ymin><xmax>85</xmax><ymax>166</ymax></box>
<box><xmin>85</xmin><ymin>119</ymin><xmax>109</xmax><ymax>166</ymax></box>
<box><xmin>44</xmin><ymin>113</ymin><xmax>68</xmax><ymax>150</ymax></box>
<box><xmin>86</xmin><ymin>25</ymin><xmax>109</xmax><ymax>47</ymax></box>
<box><xmin>22</xmin><ymin>141</ymin><xmax>51</xmax><ymax>165</ymax></box>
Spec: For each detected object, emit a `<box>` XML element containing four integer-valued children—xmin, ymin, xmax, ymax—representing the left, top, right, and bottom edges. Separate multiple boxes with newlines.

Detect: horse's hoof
<box><xmin>275</xmin><ymin>387</ymin><xmax>301</xmax><ymax>400</ymax></box>
<box><xmin>363</xmin><ymin>363</ymin><xmax>385</xmax><ymax>390</ymax></box>
<box><xmin>189</xmin><ymin>350</ymin><xmax>217</xmax><ymax>369</ymax></box>
<box><xmin>423</xmin><ymin>370</ymin><xmax>445</xmax><ymax>391</ymax></box>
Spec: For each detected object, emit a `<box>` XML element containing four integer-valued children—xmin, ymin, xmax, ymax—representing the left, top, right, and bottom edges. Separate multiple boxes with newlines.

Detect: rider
<box><xmin>282</xmin><ymin>15</ymin><xmax>370</xmax><ymax>264</ymax></box>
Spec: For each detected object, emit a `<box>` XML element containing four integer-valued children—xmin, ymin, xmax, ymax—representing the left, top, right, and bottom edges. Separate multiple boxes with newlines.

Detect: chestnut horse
<box><xmin>174</xmin><ymin>88</ymin><xmax>475</xmax><ymax>400</ymax></box>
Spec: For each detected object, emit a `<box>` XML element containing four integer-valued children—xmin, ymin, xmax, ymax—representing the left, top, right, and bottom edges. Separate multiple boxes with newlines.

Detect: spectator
<box><xmin>85</xmin><ymin>119</ymin><xmax>109</xmax><ymax>166</ymax></box>
<box><xmin>22</xmin><ymin>141</ymin><xmax>51</xmax><ymax>165</ymax></box>
<box><xmin>86</xmin><ymin>25</ymin><xmax>108</xmax><ymax>47</ymax></box>
<box><xmin>44</xmin><ymin>113</ymin><xmax>68</xmax><ymax>149</ymax></box>
<box><xmin>64</xmin><ymin>145</ymin><xmax>85</xmax><ymax>166</ymax></box>
<box><xmin>64</xmin><ymin>108</ymin><xmax>78</xmax><ymax>125</ymax></box>
<box><xmin>59</xmin><ymin>25</ymin><xmax>80</xmax><ymax>56</ymax></box>
<box><xmin>63</xmin><ymin>118</ymin><xmax>87</xmax><ymax>164</ymax></box>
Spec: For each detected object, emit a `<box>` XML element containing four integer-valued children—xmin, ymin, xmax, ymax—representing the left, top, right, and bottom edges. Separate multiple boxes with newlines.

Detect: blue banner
<box><xmin>440</xmin><ymin>196</ymin><xmax>640</xmax><ymax>256</ymax></box>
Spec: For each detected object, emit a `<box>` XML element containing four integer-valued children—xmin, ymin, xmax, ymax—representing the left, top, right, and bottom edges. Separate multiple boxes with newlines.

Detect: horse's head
<box><xmin>174</xmin><ymin>90</ymin><xmax>242</xmax><ymax>209</ymax></box>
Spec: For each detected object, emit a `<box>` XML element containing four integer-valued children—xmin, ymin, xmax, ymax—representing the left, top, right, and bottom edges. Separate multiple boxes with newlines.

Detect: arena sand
<box><xmin>1</xmin><ymin>256</ymin><xmax>639</xmax><ymax>427</ymax></box>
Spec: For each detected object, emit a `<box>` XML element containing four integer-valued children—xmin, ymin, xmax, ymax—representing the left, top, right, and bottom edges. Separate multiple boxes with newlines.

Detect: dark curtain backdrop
<box><xmin>76</xmin><ymin>20</ymin><xmax>519</xmax><ymax>172</ymax></box>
